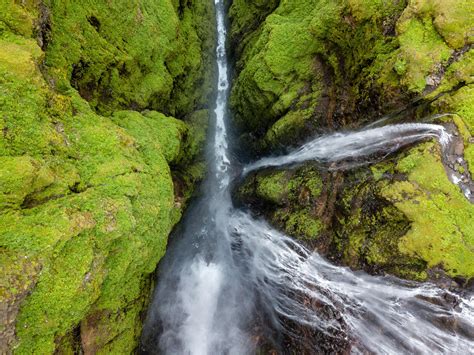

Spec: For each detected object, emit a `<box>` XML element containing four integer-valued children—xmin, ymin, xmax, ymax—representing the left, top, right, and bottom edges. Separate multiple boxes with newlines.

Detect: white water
<box><xmin>230</xmin><ymin>212</ymin><xmax>474</xmax><ymax>353</ymax></box>
<box><xmin>244</xmin><ymin>123</ymin><xmax>451</xmax><ymax>174</ymax></box>
<box><xmin>140</xmin><ymin>1</ymin><xmax>474</xmax><ymax>353</ymax></box>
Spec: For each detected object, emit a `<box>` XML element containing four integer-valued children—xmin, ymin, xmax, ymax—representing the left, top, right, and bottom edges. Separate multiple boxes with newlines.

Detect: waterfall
<box><xmin>140</xmin><ymin>1</ymin><xmax>474</xmax><ymax>353</ymax></box>
<box><xmin>140</xmin><ymin>1</ymin><xmax>256</xmax><ymax>353</ymax></box>
<box><xmin>244</xmin><ymin>123</ymin><xmax>451</xmax><ymax>174</ymax></box>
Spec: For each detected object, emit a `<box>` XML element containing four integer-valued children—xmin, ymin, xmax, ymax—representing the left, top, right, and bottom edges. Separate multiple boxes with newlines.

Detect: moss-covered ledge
<box><xmin>236</xmin><ymin>140</ymin><xmax>474</xmax><ymax>284</ymax></box>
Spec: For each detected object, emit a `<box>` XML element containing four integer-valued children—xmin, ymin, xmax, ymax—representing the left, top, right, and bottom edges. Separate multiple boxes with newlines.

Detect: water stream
<box><xmin>140</xmin><ymin>1</ymin><xmax>474</xmax><ymax>353</ymax></box>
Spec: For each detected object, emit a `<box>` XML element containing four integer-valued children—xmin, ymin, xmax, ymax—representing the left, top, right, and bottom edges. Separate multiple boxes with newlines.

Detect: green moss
<box><xmin>229</xmin><ymin>0</ymin><xmax>280</xmax><ymax>42</ymax></box>
<box><xmin>243</xmin><ymin>165</ymin><xmax>323</xmax><ymax>207</ymax></box>
<box><xmin>229</xmin><ymin>0</ymin><xmax>328</xmax><ymax>139</ymax></box>
<box><xmin>112</xmin><ymin>110</ymin><xmax>187</xmax><ymax>164</ymax></box>
<box><xmin>336</xmin><ymin>141</ymin><xmax>474</xmax><ymax>280</ymax></box>
<box><xmin>80</xmin><ymin>278</ymin><xmax>152</xmax><ymax>354</ymax></box>
<box><xmin>1</xmin><ymin>113</ymin><xmax>179</xmax><ymax>352</ymax></box>
<box><xmin>337</xmin><ymin>208</ymin><xmax>366</xmax><ymax>267</ymax></box>
<box><xmin>287</xmin><ymin>167</ymin><xmax>323</xmax><ymax>200</ymax></box>
<box><xmin>396</xmin><ymin>14</ymin><xmax>452</xmax><ymax>92</ymax></box>
<box><xmin>348</xmin><ymin>0</ymin><xmax>394</xmax><ymax>20</ymax></box>
<box><xmin>255</xmin><ymin>171</ymin><xmax>288</xmax><ymax>204</ymax></box>
<box><xmin>1</xmin><ymin>1</ymin><xmax>214</xmax><ymax>353</ymax></box>
<box><xmin>0</xmin><ymin>1</ymin><xmax>36</xmax><ymax>37</ymax></box>
<box><xmin>334</xmin><ymin>173</ymin><xmax>426</xmax><ymax>279</ymax></box>
<box><xmin>382</xmin><ymin>143</ymin><xmax>474</xmax><ymax>278</ymax></box>
<box><xmin>394</xmin><ymin>0</ymin><xmax>473</xmax><ymax>94</ymax></box>
<box><xmin>16</xmin><ymin>232</ymin><xmax>101</xmax><ymax>353</ymax></box>
<box><xmin>279</xmin><ymin>209</ymin><xmax>322</xmax><ymax>240</ymax></box>
<box><xmin>0</xmin><ymin>157</ymin><xmax>43</xmax><ymax>209</ymax></box>
<box><xmin>264</xmin><ymin>109</ymin><xmax>316</xmax><ymax>149</ymax></box>
<box><xmin>238</xmin><ymin>166</ymin><xmax>324</xmax><ymax>241</ymax></box>
<box><xmin>407</xmin><ymin>0</ymin><xmax>473</xmax><ymax>49</ymax></box>
<box><xmin>55</xmin><ymin>328</ymin><xmax>82</xmax><ymax>355</ymax></box>
<box><xmin>178</xmin><ymin>109</ymin><xmax>210</xmax><ymax>166</ymax></box>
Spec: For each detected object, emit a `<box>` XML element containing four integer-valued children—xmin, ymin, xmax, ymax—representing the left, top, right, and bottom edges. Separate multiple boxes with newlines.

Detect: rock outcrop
<box><xmin>0</xmin><ymin>1</ymin><xmax>215</xmax><ymax>353</ymax></box>
<box><xmin>230</xmin><ymin>0</ymin><xmax>473</xmax><ymax>284</ymax></box>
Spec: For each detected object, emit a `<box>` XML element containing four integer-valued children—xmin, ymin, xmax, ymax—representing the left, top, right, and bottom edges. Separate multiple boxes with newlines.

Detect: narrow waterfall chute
<box><xmin>140</xmin><ymin>2</ymin><xmax>474</xmax><ymax>354</ymax></box>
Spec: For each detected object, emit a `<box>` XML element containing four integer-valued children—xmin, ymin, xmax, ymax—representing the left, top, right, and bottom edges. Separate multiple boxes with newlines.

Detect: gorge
<box><xmin>140</xmin><ymin>0</ymin><xmax>474</xmax><ymax>353</ymax></box>
<box><xmin>1</xmin><ymin>0</ymin><xmax>473</xmax><ymax>354</ymax></box>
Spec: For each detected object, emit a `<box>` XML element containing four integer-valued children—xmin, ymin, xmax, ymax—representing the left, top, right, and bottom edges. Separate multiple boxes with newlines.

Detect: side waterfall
<box><xmin>244</xmin><ymin>123</ymin><xmax>451</xmax><ymax>174</ymax></box>
<box><xmin>140</xmin><ymin>1</ymin><xmax>474</xmax><ymax>353</ymax></box>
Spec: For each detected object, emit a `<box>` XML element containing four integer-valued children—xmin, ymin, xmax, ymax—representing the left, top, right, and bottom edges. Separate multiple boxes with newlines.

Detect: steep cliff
<box><xmin>0</xmin><ymin>0</ymin><xmax>215</xmax><ymax>353</ymax></box>
<box><xmin>231</xmin><ymin>0</ymin><xmax>473</xmax><ymax>283</ymax></box>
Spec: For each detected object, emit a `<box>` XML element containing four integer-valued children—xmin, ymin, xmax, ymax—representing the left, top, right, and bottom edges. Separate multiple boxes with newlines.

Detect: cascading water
<box><xmin>244</xmin><ymin>123</ymin><xmax>451</xmax><ymax>174</ymax></box>
<box><xmin>140</xmin><ymin>1</ymin><xmax>255</xmax><ymax>353</ymax></box>
<box><xmin>140</xmin><ymin>1</ymin><xmax>474</xmax><ymax>353</ymax></box>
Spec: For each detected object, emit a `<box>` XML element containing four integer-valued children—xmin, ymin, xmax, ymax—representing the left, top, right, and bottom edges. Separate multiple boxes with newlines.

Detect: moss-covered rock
<box><xmin>380</xmin><ymin>143</ymin><xmax>474</xmax><ymax>278</ymax></box>
<box><xmin>229</xmin><ymin>0</ymin><xmax>473</xmax><ymax>155</ymax></box>
<box><xmin>236</xmin><ymin>165</ymin><xmax>328</xmax><ymax>242</ymax></box>
<box><xmin>229</xmin><ymin>0</ymin><xmax>405</xmax><ymax>154</ymax></box>
<box><xmin>0</xmin><ymin>0</ymin><xmax>215</xmax><ymax>353</ymax></box>
<box><xmin>336</xmin><ymin>141</ymin><xmax>474</xmax><ymax>282</ymax></box>
<box><xmin>231</xmin><ymin>0</ymin><xmax>473</xmax><ymax>283</ymax></box>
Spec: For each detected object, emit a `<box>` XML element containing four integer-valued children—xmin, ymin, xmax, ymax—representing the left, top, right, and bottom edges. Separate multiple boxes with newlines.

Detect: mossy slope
<box><xmin>0</xmin><ymin>0</ymin><xmax>215</xmax><ymax>353</ymax></box>
<box><xmin>231</xmin><ymin>0</ymin><xmax>473</xmax><ymax>283</ymax></box>
<box><xmin>230</xmin><ymin>0</ymin><xmax>473</xmax><ymax>155</ymax></box>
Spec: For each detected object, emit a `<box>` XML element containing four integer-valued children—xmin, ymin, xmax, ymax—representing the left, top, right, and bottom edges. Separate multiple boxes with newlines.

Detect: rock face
<box><xmin>230</xmin><ymin>0</ymin><xmax>473</xmax><ymax>283</ymax></box>
<box><xmin>0</xmin><ymin>1</ymin><xmax>215</xmax><ymax>353</ymax></box>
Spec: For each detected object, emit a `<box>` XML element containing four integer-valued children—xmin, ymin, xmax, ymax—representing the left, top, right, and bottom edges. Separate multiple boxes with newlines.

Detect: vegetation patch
<box><xmin>230</xmin><ymin>0</ymin><xmax>474</xmax><ymax>283</ymax></box>
<box><xmin>0</xmin><ymin>0</ymin><xmax>215</xmax><ymax>352</ymax></box>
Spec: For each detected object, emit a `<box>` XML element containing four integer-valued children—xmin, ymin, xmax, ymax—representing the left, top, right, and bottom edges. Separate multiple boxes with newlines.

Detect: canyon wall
<box><xmin>230</xmin><ymin>0</ymin><xmax>473</xmax><ymax>283</ymax></box>
<box><xmin>0</xmin><ymin>0</ymin><xmax>215</xmax><ymax>353</ymax></box>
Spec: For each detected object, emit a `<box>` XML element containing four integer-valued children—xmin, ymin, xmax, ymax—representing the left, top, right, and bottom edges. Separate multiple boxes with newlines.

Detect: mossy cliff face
<box><xmin>0</xmin><ymin>1</ymin><xmax>215</xmax><ymax>353</ymax></box>
<box><xmin>231</xmin><ymin>0</ymin><xmax>473</xmax><ymax>283</ymax></box>
<box><xmin>229</xmin><ymin>0</ymin><xmax>473</xmax><ymax>154</ymax></box>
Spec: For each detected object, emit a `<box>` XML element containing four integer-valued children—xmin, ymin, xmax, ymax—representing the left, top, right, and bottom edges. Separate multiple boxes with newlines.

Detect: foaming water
<box><xmin>175</xmin><ymin>260</ymin><xmax>222</xmax><ymax>355</ymax></box>
<box><xmin>140</xmin><ymin>1</ymin><xmax>474</xmax><ymax>353</ymax></box>
<box><xmin>229</xmin><ymin>212</ymin><xmax>474</xmax><ymax>353</ymax></box>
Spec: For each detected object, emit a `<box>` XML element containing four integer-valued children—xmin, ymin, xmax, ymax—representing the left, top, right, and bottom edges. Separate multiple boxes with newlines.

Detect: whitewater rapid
<box><xmin>140</xmin><ymin>1</ymin><xmax>474</xmax><ymax>353</ymax></box>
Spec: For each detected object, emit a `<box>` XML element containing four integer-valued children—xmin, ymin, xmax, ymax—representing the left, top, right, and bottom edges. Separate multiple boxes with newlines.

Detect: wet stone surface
<box><xmin>442</xmin><ymin>122</ymin><xmax>474</xmax><ymax>203</ymax></box>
